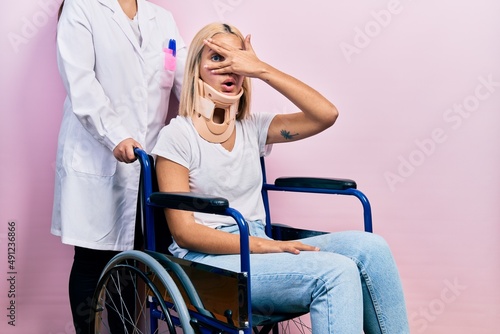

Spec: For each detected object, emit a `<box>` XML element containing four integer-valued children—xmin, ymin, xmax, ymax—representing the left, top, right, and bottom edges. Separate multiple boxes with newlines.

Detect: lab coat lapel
<box><xmin>137</xmin><ymin>0</ymin><xmax>155</xmax><ymax>52</ymax></box>
<box><xmin>97</xmin><ymin>0</ymin><xmax>144</xmax><ymax>61</ymax></box>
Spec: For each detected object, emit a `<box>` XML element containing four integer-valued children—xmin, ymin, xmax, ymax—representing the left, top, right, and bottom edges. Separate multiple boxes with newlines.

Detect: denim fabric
<box><xmin>184</xmin><ymin>222</ymin><xmax>409</xmax><ymax>334</ymax></box>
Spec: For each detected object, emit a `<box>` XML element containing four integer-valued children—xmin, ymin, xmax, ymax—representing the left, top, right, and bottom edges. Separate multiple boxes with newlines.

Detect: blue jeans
<box><xmin>184</xmin><ymin>222</ymin><xmax>409</xmax><ymax>334</ymax></box>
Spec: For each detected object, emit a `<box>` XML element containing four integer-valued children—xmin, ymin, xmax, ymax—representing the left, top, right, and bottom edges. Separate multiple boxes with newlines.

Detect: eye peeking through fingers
<box><xmin>211</xmin><ymin>54</ymin><xmax>224</xmax><ymax>62</ymax></box>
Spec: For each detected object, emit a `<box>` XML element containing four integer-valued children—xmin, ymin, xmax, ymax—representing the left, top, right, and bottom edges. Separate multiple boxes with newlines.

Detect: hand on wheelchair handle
<box><xmin>113</xmin><ymin>138</ymin><xmax>143</xmax><ymax>163</ymax></box>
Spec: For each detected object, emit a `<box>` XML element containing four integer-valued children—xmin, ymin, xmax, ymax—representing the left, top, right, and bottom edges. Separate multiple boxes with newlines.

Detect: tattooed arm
<box><xmin>264</xmin><ymin>66</ymin><xmax>339</xmax><ymax>144</ymax></box>
<box><xmin>248</xmin><ymin>43</ymin><xmax>338</xmax><ymax>144</ymax></box>
<box><xmin>258</xmin><ymin>60</ymin><xmax>338</xmax><ymax>144</ymax></box>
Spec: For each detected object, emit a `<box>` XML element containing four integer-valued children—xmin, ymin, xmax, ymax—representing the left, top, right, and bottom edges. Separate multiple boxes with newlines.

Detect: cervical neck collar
<box><xmin>192</xmin><ymin>79</ymin><xmax>243</xmax><ymax>143</ymax></box>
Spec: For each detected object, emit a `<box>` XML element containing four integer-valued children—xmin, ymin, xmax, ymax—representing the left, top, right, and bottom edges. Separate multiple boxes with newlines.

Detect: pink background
<box><xmin>1</xmin><ymin>0</ymin><xmax>499</xmax><ymax>333</ymax></box>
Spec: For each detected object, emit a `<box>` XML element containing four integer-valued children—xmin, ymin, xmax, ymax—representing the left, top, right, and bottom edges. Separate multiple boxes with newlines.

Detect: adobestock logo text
<box><xmin>339</xmin><ymin>0</ymin><xmax>404</xmax><ymax>64</ymax></box>
<box><xmin>384</xmin><ymin>74</ymin><xmax>499</xmax><ymax>192</ymax></box>
<box><xmin>7</xmin><ymin>0</ymin><xmax>60</xmax><ymax>54</ymax></box>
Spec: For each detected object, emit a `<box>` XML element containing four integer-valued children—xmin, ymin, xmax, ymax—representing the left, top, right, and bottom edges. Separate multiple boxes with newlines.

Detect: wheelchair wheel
<box><xmin>277</xmin><ymin>316</ymin><xmax>312</xmax><ymax>334</ymax></box>
<box><xmin>255</xmin><ymin>319</ymin><xmax>312</xmax><ymax>334</ymax></box>
<box><xmin>90</xmin><ymin>250</ymin><xmax>194</xmax><ymax>334</ymax></box>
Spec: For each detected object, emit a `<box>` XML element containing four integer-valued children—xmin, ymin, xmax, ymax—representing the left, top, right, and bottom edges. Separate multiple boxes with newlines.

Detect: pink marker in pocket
<box><xmin>164</xmin><ymin>39</ymin><xmax>176</xmax><ymax>71</ymax></box>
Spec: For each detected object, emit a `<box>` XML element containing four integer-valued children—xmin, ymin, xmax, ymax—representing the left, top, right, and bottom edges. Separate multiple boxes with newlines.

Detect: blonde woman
<box><xmin>153</xmin><ymin>23</ymin><xmax>409</xmax><ymax>334</ymax></box>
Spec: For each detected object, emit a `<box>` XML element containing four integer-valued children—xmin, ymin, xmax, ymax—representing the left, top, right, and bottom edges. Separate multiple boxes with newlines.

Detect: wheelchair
<box><xmin>89</xmin><ymin>148</ymin><xmax>373</xmax><ymax>334</ymax></box>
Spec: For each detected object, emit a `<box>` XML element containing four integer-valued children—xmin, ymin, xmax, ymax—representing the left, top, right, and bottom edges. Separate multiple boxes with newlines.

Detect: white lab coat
<box><xmin>51</xmin><ymin>0</ymin><xmax>186</xmax><ymax>250</ymax></box>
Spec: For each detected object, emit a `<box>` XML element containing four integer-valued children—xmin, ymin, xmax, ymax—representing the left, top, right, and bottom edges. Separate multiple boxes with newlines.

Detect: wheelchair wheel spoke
<box><xmin>277</xmin><ymin>316</ymin><xmax>312</xmax><ymax>334</ymax></box>
<box><xmin>91</xmin><ymin>258</ymin><xmax>178</xmax><ymax>334</ymax></box>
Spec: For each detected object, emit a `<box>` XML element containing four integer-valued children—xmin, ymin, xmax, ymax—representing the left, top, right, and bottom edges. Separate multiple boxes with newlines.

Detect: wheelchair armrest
<box><xmin>274</xmin><ymin>177</ymin><xmax>357</xmax><ymax>190</ymax></box>
<box><xmin>149</xmin><ymin>191</ymin><xmax>252</xmax><ymax>273</ymax></box>
<box><xmin>149</xmin><ymin>192</ymin><xmax>229</xmax><ymax>214</ymax></box>
<box><xmin>264</xmin><ymin>176</ymin><xmax>373</xmax><ymax>233</ymax></box>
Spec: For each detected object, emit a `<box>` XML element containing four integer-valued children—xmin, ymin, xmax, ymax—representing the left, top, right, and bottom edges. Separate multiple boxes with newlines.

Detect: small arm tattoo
<box><xmin>280</xmin><ymin>129</ymin><xmax>299</xmax><ymax>140</ymax></box>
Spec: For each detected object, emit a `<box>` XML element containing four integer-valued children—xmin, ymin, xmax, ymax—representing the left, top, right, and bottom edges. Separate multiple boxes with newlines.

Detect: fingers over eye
<box><xmin>204</xmin><ymin>38</ymin><xmax>219</xmax><ymax>49</ymax></box>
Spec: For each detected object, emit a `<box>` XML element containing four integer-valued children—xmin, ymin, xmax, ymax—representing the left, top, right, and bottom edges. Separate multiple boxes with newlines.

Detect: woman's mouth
<box><xmin>221</xmin><ymin>80</ymin><xmax>236</xmax><ymax>93</ymax></box>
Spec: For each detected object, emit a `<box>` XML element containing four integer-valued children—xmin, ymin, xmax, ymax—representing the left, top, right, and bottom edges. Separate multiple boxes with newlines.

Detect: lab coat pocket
<box><xmin>156</xmin><ymin>68</ymin><xmax>175</xmax><ymax>89</ymax></box>
<box><xmin>149</xmin><ymin>45</ymin><xmax>176</xmax><ymax>89</ymax></box>
<box><xmin>71</xmin><ymin>128</ymin><xmax>117</xmax><ymax>177</ymax></box>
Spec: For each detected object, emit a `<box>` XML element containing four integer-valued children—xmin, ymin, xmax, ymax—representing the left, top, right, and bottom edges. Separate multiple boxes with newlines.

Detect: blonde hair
<box><xmin>178</xmin><ymin>23</ymin><xmax>252</xmax><ymax>120</ymax></box>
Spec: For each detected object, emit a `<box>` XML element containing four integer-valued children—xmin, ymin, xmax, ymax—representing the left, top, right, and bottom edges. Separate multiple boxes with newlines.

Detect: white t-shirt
<box><xmin>152</xmin><ymin>113</ymin><xmax>276</xmax><ymax>257</ymax></box>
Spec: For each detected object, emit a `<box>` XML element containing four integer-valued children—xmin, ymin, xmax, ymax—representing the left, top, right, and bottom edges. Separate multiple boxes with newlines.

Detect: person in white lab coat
<box><xmin>51</xmin><ymin>1</ymin><xmax>186</xmax><ymax>332</ymax></box>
